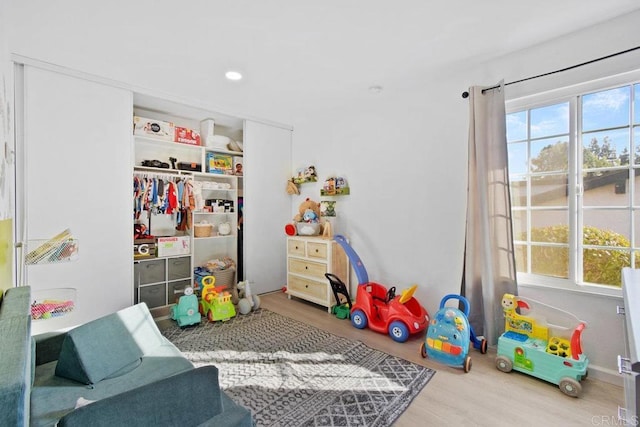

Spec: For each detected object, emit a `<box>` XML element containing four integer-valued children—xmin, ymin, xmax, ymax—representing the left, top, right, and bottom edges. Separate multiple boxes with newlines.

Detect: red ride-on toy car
<box><xmin>332</xmin><ymin>235</ymin><xmax>429</xmax><ymax>342</ymax></box>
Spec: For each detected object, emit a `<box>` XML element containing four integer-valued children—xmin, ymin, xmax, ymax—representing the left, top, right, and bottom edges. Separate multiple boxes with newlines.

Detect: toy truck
<box><xmin>496</xmin><ymin>293</ymin><xmax>589</xmax><ymax>397</ymax></box>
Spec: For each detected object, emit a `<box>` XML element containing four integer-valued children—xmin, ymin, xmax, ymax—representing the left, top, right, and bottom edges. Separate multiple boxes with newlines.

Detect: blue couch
<box><xmin>0</xmin><ymin>286</ymin><xmax>253</xmax><ymax>426</ymax></box>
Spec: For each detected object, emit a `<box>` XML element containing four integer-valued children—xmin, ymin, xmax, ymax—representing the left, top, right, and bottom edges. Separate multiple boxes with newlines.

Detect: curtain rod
<box><xmin>461</xmin><ymin>45</ymin><xmax>640</xmax><ymax>99</ymax></box>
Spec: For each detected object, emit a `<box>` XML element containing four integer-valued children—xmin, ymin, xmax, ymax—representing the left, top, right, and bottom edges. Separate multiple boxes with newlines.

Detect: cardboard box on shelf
<box><xmin>233</xmin><ymin>156</ymin><xmax>243</xmax><ymax>175</ymax></box>
<box><xmin>156</xmin><ymin>236</ymin><xmax>190</xmax><ymax>257</ymax></box>
<box><xmin>175</xmin><ymin>127</ymin><xmax>201</xmax><ymax>145</ymax></box>
<box><xmin>133</xmin><ymin>116</ymin><xmax>174</xmax><ymax>141</ymax></box>
<box><xmin>206</xmin><ymin>152</ymin><xmax>233</xmax><ymax>174</ymax></box>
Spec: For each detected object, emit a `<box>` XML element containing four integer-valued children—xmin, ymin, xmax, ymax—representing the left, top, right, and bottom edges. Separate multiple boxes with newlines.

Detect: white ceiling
<box><xmin>8</xmin><ymin>0</ymin><xmax>640</xmax><ymax>125</ymax></box>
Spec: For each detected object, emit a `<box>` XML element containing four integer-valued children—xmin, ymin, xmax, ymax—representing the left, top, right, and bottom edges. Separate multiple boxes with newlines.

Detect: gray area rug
<box><xmin>162</xmin><ymin>308</ymin><xmax>435</xmax><ymax>427</ymax></box>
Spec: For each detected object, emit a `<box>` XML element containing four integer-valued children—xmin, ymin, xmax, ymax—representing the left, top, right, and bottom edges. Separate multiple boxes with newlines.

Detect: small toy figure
<box><xmin>302</xmin><ymin>208</ymin><xmax>318</xmax><ymax>222</ymax></box>
<box><xmin>304</xmin><ymin>165</ymin><xmax>317</xmax><ymax>182</ymax></box>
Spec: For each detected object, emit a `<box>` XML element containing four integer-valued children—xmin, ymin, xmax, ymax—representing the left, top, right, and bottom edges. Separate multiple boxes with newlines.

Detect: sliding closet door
<box><xmin>17</xmin><ymin>65</ymin><xmax>132</xmax><ymax>334</ymax></box>
<box><xmin>243</xmin><ymin>120</ymin><xmax>291</xmax><ymax>294</ymax></box>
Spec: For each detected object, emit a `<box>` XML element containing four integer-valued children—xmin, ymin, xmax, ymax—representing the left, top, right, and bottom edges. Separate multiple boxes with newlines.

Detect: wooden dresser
<box><xmin>286</xmin><ymin>236</ymin><xmax>350</xmax><ymax>312</ymax></box>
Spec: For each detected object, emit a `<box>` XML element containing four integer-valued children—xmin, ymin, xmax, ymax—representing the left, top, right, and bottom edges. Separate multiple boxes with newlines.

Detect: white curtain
<box><xmin>462</xmin><ymin>82</ymin><xmax>518</xmax><ymax>346</ymax></box>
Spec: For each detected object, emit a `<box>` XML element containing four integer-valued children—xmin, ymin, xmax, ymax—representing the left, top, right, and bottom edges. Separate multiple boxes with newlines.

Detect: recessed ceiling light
<box><xmin>225</xmin><ymin>71</ymin><xmax>243</xmax><ymax>81</ymax></box>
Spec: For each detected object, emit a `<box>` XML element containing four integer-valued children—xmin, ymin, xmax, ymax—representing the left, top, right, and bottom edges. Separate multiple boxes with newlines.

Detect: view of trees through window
<box><xmin>507</xmin><ymin>83</ymin><xmax>640</xmax><ymax>288</ymax></box>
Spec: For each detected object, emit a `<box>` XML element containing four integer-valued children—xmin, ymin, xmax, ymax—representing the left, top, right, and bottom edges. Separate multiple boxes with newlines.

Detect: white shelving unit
<box><xmin>132</xmin><ymin>107</ymin><xmax>243</xmax><ymax>310</ymax></box>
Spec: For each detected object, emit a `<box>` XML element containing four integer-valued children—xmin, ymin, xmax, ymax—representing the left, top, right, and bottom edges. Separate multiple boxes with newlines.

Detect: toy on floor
<box><xmin>199</xmin><ymin>276</ymin><xmax>236</xmax><ymax>322</ymax></box>
<box><xmin>236</xmin><ymin>281</ymin><xmax>260</xmax><ymax>315</ymax></box>
<box><xmin>496</xmin><ymin>293</ymin><xmax>589</xmax><ymax>397</ymax></box>
<box><xmin>325</xmin><ymin>273</ymin><xmax>352</xmax><ymax>320</ymax></box>
<box><xmin>333</xmin><ymin>235</ymin><xmax>429</xmax><ymax>342</ymax></box>
<box><xmin>420</xmin><ymin>294</ymin><xmax>487</xmax><ymax>373</ymax></box>
<box><xmin>170</xmin><ymin>286</ymin><xmax>201</xmax><ymax>327</ymax></box>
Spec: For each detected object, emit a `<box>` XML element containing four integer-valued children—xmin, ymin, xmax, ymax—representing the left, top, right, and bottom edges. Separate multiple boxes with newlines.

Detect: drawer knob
<box><xmin>315</xmin><ymin>249</ymin><xmax>319</xmax><ymax>253</ymax></box>
<box><xmin>305</xmin><ymin>266</ymin><xmax>308</xmax><ymax>270</ymax></box>
<box><xmin>295</xmin><ymin>246</ymin><xmax>299</xmax><ymax>250</ymax></box>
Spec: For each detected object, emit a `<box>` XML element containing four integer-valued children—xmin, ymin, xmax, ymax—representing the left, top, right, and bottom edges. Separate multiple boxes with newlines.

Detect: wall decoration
<box><xmin>320</xmin><ymin>201</ymin><xmax>336</xmax><ymax>217</ymax></box>
<box><xmin>321</xmin><ymin>176</ymin><xmax>350</xmax><ymax>196</ymax></box>
<box><xmin>293</xmin><ymin>165</ymin><xmax>318</xmax><ymax>184</ymax></box>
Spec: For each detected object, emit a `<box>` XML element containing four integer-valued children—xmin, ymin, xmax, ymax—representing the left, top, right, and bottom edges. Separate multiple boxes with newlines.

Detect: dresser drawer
<box><xmin>288</xmin><ymin>275</ymin><xmax>328</xmax><ymax>301</ymax></box>
<box><xmin>307</xmin><ymin>242</ymin><xmax>328</xmax><ymax>260</ymax></box>
<box><xmin>288</xmin><ymin>258</ymin><xmax>327</xmax><ymax>278</ymax></box>
<box><xmin>288</xmin><ymin>239</ymin><xmax>306</xmax><ymax>256</ymax></box>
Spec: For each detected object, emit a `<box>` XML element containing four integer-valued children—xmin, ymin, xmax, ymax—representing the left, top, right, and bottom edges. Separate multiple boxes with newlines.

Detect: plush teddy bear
<box><xmin>294</xmin><ymin>198</ymin><xmax>321</xmax><ymax>222</ymax></box>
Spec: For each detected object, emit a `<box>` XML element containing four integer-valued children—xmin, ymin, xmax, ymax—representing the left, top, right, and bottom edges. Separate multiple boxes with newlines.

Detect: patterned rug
<box><xmin>161</xmin><ymin>308</ymin><xmax>435</xmax><ymax>427</ymax></box>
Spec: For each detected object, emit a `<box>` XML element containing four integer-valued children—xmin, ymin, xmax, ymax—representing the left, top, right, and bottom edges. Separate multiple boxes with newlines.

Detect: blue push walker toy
<box><xmin>420</xmin><ymin>294</ymin><xmax>487</xmax><ymax>373</ymax></box>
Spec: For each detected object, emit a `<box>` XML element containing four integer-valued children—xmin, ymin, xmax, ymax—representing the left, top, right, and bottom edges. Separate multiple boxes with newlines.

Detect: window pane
<box><xmin>514</xmin><ymin>244</ymin><xmax>527</xmax><ymax>273</ymax></box>
<box><xmin>530</xmin><ymin>138</ymin><xmax>568</xmax><ymax>173</ymax></box>
<box><xmin>512</xmin><ymin>209</ymin><xmax>527</xmax><ymax>241</ymax></box>
<box><xmin>583</xmin><ymin>169</ymin><xmax>629</xmax><ymax>207</ymax></box>
<box><xmin>507</xmin><ymin>111</ymin><xmax>527</xmax><ymax>142</ymax></box>
<box><xmin>582</xmin><ymin>129</ymin><xmax>630</xmax><ymax>169</ymax></box>
<box><xmin>510</xmin><ymin>177</ymin><xmax>527</xmax><ymax>208</ymax></box>
<box><xmin>583</xmin><ymin>248</ymin><xmax>628</xmax><ymax>287</ymax></box>
<box><xmin>633</xmin><ymin>210</ymin><xmax>640</xmax><ymax>245</ymax></box>
<box><xmin>582</xmin><ymin>86</ymin><xmax>630</xmax><ymax>132</ymax></box>
<box><xmin>530</xmin><ymin>103</ymin><xmax>569</xmax><ymax>139</ymax></box>
<box><xmin>507</xmin><ymin>141</ymin><xmax>527</xmax><ymax>175</ymax></box>
<box><xmin>583</xmin><ymin>211</ymin><xmax>631</xmax><ymax>245</ymax></box>
<box><xmin>634</xmin><ymin>126</ymin><xmax>640</xmax><ymax>165</ymax></box>
<box><xmin>635</xmin><ymin>84</ymin><xmax>640</xmax><ymax>125</ymax></box>
<box><xmin>531</xmin><ymin>244</ymin><xmax>568</xmax><ymax>278</ymax></box>
<box><xmin>530</xmin><ymin>216</ymin><xmax>568</xmax><ymax>243</ymax></box>
<box><xmin>532</xmin><ymin>174</ymin><xmax>568</xmax><ymax>207</ymax></box>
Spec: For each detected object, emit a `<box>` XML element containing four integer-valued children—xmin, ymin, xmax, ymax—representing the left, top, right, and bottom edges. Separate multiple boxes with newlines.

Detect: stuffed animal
<box><xmin>294</xmin><ymin>198</ymin><xmax>321</xmax><ymax>222</ymax></box>
<box><xmin>236</xmin><ymin>281</ymin><xmax>261</xmax><ymax>315</ymax></box>
<box><xmin>302</xmin><ymin>208</ymin><xmax>318</xmax><ymax>223</ymax></box>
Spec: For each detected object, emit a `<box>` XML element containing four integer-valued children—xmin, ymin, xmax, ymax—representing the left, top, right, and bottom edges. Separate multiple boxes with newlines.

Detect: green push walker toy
<box><xmin>325</xmin><ymin>273</ymin><xmax>352</xmax><ymax>320</ymax></box>
<box><xmin>198</xmin><ymin>276</ymin><xmax>236</xmax><ymax>322</ymax></box>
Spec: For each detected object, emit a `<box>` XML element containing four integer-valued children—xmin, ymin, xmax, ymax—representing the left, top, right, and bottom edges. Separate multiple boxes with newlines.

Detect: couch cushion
<box><xmin>31</xmin><ymin>346</ymin><xmax>193</xmax><ymax>427</ymax></box>
<box><xmin>57</xmin><ymin>366</ymin><xmax>225</xmax><ymax>427</ymax></box>
<box><xmin>0</xmin><ymin>286</ymin><xmax>31</xmax><ymax>319</ymax></box>
<box><xmin>0</xmin><ymin>315</ymin><xmax>32</xmax><ymax>427</ymax></box>
<box><xmin>55</xmin><ymin>304</ymin><xmax>162</xmax><ymax>384</ymax></box>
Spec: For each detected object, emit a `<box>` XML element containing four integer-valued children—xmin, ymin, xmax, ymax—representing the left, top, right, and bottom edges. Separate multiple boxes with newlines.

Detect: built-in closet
<box><xmin>14</xmin><ymin>58</ymin><xmax>292</xmax><ymax>333</ymax></box>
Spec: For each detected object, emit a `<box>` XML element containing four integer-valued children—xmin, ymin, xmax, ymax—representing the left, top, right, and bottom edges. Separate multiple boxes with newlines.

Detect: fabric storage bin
<box><xmin>168</xmin><ymin>256</ymin><xmax>191</xmax><ymax>280</ymax></box>
<box><xmin>139</xmin><ymin>284</ymin><xmax>166</xmax><ymax>309</ymax></box>
<box><xmin>136</xmin><ymin>259</ymin><xmax>166</xmax><ymax>285</ymax></box>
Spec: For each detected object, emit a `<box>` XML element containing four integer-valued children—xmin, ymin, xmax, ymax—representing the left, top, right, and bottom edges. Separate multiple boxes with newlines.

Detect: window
<box><xmin>507</xmin><ymin>81</ymin><xmax>640</xmax><ymax>291</ymax></box>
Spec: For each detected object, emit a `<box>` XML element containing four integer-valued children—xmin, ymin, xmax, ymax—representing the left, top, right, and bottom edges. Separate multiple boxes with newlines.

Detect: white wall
<box><xmin>290</xmin><ymin>11</ymin><xmax>640</xmax><ymax>382</ymax></box>
<box><xmin>6</xmin><ymin>1</ymin><xmax>640</xmax><ymax>381</ymax></box>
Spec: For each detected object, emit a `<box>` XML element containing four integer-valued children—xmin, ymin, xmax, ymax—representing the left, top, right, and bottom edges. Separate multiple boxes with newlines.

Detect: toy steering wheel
<box><xmin>386</xmin><ymin>286</ymin><xmax>396</xmax><ymax>303</ymax></box>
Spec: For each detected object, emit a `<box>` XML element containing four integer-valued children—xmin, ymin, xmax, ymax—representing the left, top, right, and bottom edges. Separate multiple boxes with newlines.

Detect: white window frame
<box><xmin>506</xmin><ymin>68</ymin><xmax>640</xmax><ymax>297</ymax></box>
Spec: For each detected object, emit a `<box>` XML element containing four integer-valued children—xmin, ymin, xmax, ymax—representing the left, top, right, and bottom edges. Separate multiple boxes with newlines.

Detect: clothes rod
<box><xmin>461</xmin><ymin>45</ymin><xmax>640</xmax><ymax>99</ymax></box>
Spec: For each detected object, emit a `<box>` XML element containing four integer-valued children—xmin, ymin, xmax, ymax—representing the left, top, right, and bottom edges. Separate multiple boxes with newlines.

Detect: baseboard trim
<box><xmin>587</xmin><ymin>365</ymin><xmax>623</xmax><ymax>386</ymax></box>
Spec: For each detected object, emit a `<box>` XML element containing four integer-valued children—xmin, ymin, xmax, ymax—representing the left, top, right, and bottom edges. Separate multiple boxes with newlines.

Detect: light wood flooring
<box><xmin>257</xmin><ymin>291</ymin><xmax>623</xmax><ymax>427</ymax></box>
